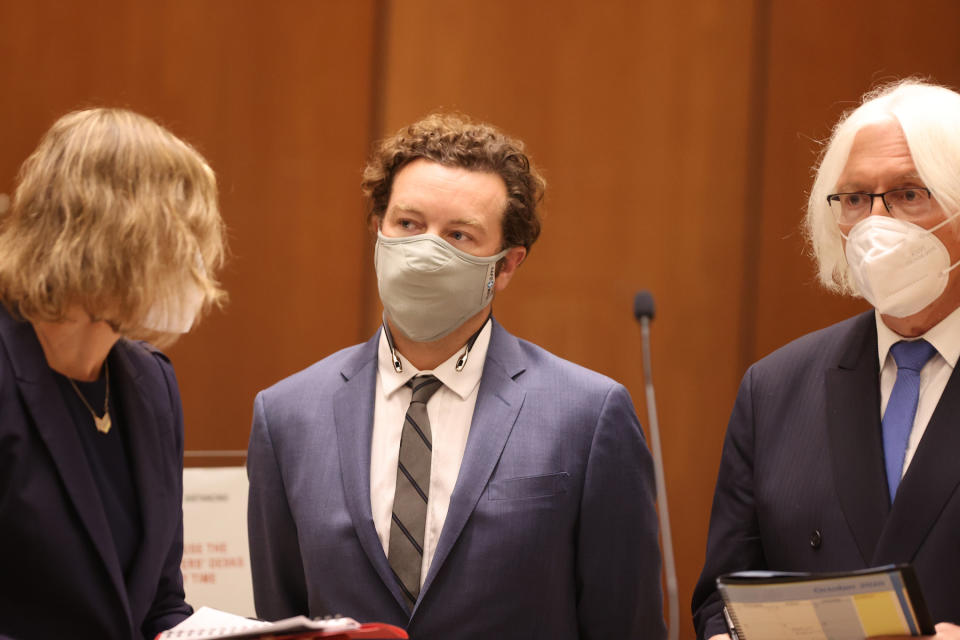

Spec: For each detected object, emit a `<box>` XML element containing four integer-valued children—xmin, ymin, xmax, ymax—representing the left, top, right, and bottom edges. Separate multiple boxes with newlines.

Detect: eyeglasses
<box><xmin>826</xmin><ymin>187</ymin><xmax>934</xmax><ymax>225</ymax></box>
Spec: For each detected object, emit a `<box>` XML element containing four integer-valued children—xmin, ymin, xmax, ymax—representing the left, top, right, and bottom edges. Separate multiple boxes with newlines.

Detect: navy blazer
<box><xmin>693</xmin><ymin>311</ymin><xmax>960</xmax><ymax>639</ymax></box>
<box><xmin>248</xmin><ymin>319</ymin><xmax>666</xmax><ymax>640</ymax></box>
<box><xmin>0</xmin><ymin>308</ymin><xmax>191</xmax><ymax>639</ymax></box>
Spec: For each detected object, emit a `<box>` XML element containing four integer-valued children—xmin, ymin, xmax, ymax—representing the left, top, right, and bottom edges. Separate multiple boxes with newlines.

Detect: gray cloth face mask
<box><xmin>374</xmin><ymin>231</ymin><xmax>507</xmax><ymax>342</ymax></box>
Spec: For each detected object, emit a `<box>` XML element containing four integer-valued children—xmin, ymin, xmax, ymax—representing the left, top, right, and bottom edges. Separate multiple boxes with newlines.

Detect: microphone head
<box><xmin>633</xmin><ymin>290</ymin><xmax>655</xmax><ymax>321</ymax></box>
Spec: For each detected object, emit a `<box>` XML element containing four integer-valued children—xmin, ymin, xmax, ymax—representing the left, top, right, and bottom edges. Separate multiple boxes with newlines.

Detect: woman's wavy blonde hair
<box><xmin>0</xmin><ymin>108</ymin><xmax>226</xmax><ymax>347</ymax></box>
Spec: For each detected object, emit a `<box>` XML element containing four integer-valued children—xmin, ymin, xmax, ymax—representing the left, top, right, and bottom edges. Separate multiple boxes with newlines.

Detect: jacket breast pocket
<box><xmin>487</xmin><ymin>472</ymin><xmax>569</xmax><ymax>501</ymax></box>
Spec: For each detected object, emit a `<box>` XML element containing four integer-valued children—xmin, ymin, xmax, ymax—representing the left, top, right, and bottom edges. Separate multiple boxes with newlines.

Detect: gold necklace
<box><xmin>68</xmin><ymin>362</ymin><xmax>111</xmax><ymax>434</ymax></box>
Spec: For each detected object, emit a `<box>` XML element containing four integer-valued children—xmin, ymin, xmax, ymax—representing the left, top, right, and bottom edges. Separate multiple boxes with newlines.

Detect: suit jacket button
<box><xmin>810</xmin><ymin>529</ymin><xmax>822</xmax><ymax>549</ymax></box>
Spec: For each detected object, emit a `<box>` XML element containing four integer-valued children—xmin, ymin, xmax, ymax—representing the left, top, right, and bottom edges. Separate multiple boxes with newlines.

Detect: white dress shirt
<box><xmin>370</xmin><ymin>320</ymin><xmax>491</xmax><ymax>586</ymax></box>
<box><xmin>876</xmin><ymin>305</ymin><xmax>960</xmax><ymax>476</ymax></box>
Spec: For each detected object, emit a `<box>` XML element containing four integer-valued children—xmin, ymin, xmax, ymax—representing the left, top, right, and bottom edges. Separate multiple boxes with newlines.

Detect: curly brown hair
<box><xmin>361</xmin><ymin>113</ymin><xmax>545</xmax><ymax>251</ymax></box>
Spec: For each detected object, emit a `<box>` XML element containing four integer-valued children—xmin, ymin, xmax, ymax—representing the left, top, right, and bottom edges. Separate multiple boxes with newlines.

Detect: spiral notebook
<box><xmin>717</xmin><ymin>564</ymin><xmax>934</xmax><ymax>640</ymax></box>
<box><xmin>155</xmin><ymin>607</ymin><xmax>408</xmax><ymax>639</ymax></box>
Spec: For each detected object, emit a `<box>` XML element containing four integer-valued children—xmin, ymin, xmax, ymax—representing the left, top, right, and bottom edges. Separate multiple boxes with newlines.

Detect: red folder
<box><xmin>155</xmin><ymin>609</ymin><xmax>407</xmax><ymax>640</ymax></box>
<box><xmin>223</xmin><ymin>622</ymin><xmax>407</xmax><ymax>639</ymax></box>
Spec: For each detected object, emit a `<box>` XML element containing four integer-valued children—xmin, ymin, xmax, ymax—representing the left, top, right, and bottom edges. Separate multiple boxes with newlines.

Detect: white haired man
<box><xmin>693</xmin><ymin>80</ymin><xmax>960</xmax><ymax>640</ymax></box>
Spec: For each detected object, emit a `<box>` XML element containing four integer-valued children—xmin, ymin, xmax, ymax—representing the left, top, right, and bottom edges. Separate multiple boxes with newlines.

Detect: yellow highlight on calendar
<box><xmin>855</xmin><ymin>591</ymin><xmax>910</xmax><ymax>637</ymax></box>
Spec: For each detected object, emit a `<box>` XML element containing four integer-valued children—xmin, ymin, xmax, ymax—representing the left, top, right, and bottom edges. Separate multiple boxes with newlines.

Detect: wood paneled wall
<box><xmin>3</xmin><ymin>1</ymin><xmax>960</xmax><ymax>637</ymax></box>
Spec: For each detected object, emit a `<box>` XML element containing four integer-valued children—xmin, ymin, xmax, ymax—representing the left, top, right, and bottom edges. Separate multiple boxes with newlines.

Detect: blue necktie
<box><xmin>882</xmin><ymin>339</ymin><xmax>937</xmax><ymax>501</ymax></box>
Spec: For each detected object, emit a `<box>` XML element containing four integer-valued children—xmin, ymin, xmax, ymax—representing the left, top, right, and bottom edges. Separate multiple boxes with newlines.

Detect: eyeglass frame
<box><xmin>825</xmin><ymin>187</ymin><xmax>934</xmax><ymax>224</ymax></box>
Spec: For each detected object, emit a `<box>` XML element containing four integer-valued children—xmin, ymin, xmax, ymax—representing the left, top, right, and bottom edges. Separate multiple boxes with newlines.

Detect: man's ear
<box><xmin>494</xmin><ymin>246</ymin><xmax>527</xmax><ymax>293</ymax></box>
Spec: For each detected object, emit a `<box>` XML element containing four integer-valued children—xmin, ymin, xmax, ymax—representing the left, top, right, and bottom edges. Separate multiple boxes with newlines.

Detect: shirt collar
<box><xmin>875</xmin><ymin>305</ymin><xmax>960</xmax><ymax>369</ymax></box>
<box><xmin>377</xmin><ymin>319</ymin><xmax>493</xmax><ymax>400</ymax></box>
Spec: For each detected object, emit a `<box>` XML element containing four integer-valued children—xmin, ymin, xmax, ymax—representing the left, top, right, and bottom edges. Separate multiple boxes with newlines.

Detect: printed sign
<box><xmin>182</xmin><ymin>467</ymin><xmax>255</xmax><ymax>617</ymax></box>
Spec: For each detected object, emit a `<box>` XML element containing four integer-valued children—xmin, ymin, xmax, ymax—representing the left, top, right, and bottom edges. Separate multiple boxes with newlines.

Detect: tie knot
<box><xmin>890</xmin><ymin>339</ymin><xmax>937</xmax><ymax>372</ymax></box>
<box><xmin>408</xmin><ymin>375</ymin><xmax>442</xmax><ymax>404</ymax></box>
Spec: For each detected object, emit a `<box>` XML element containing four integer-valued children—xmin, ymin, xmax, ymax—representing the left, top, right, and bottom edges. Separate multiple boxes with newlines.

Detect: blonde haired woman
<box><xmin>0</xmin><ymin>109</ymin><xmax>226</xmax><ymax>639</ymax></box>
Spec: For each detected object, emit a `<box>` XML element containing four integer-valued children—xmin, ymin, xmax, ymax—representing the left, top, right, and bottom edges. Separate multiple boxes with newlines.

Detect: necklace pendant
<box><xmin>94</xmin><ymin>413</ymin><xmax>112</xmax><ymax>435</ymax></box>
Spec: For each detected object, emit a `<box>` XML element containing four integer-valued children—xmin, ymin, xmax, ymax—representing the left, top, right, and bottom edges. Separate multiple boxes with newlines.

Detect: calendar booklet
<box><xmin>718</xmin><ymin>564</ymin><xmax>934</xmax><ymax>640</ymax></box>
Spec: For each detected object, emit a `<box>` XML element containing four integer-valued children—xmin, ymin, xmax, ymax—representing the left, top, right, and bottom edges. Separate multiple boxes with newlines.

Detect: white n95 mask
<box><xmin>374</xmin><ymin>231</ymin><xmax>507</xmax><ymax>342</ymax></box>
<box><xmin>844</xmin><ymin>214</ymin><xmax>960</xmax><ymax>318</ymax></box>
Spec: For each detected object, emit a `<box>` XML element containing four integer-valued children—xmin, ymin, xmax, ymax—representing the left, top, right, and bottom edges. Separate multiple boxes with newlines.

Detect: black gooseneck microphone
<box><xmin>633</xmin><ymin>291</ymin><xmax>678</xmax><ymax>640</ymax></box>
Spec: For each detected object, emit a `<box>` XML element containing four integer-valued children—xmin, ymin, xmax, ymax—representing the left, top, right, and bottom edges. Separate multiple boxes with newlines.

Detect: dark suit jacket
<box><xmin>0</xmin><ymin>308</ymin><xmax>191</xmax><ymax>639</ymax></box>
<box><xmin>693</xmin><ymin>311</ymin><xmax>960</xmax><ymax>639</ymax></box>
<box><xmin>248</xmin><ymin>319</ymin><xmax>666</xmax><ymax>640</ymax></box>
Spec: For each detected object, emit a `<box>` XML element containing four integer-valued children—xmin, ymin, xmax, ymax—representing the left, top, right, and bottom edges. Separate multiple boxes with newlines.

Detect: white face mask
<box><xmin>374</xmin><ymin>231</ymin><xmax>507</xmax><ymax>342</ymax></box>
<box><xmin>143</xmin><ymin>278</ymin><xmax>205</xmax><ymax>334</ymax></box>
<box><xmin>844</xmin><ymin>214</ymin><xmax>960</xmax><ymax>318</ymax></box>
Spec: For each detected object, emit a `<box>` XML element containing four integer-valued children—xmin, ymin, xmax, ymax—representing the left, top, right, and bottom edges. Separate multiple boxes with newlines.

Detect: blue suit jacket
<box><xmin>248</xmin><ymin>320</ymin><xmax>665</xmax><ymax>639</ymax></box>
<box><xmin>0</xmin><ymin>308</ymin><xmax>191</xmax><ymax>639</ymax></box>
<box><xmin>693</xmin><ymin>311</ymin><xmax>960</xmax><ymax>638</ymax></box>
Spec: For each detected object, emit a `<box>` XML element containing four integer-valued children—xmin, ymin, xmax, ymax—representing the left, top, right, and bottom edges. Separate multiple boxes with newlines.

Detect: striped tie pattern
<box><xmin>389</xmin><ymin>374</ymin><xmax>442</xmax><ymax>607</ymax></box>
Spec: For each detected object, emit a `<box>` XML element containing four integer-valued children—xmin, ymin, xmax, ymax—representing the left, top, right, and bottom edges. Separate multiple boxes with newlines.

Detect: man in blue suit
<box><xmin>247</xmin><ymin>113</ymin><xmax>665</xmax><ymax>639</ymax></box>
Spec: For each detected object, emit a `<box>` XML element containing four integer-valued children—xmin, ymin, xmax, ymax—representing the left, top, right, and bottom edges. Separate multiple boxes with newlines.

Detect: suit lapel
<box><xmin>416</xmin><ymin>320</ymin><xmax>526</xmax><ymax>608</ymax></box>
<box><xmin>825</xmin><ymin>312</ymin><xmax>889</xmax><ymax>565</ymax></box>
<box><xmin>873</xmin><ymin>361</ymin><xmax>960</xmax><ymax>564</ymax></box>
<box><xmin>0</xmin><ymin>310</ymin><xmax>131</xmax><ymax>622</ymax></box>
<box><xmin>332</xmin><ymin>331</ymin><xmax>410</xmax><ymax>612</ymax></box>
<box><xmin>110</xmin><ymin>342</ymin><xmax>174</xmax><ymax>622</ymax></box>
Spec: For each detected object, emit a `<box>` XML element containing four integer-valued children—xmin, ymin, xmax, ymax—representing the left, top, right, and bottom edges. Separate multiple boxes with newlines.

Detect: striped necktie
<box><xmin>389</xmin><ymin>374</ymin><xmax>442</xmax><ymax>607</ymax></box>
